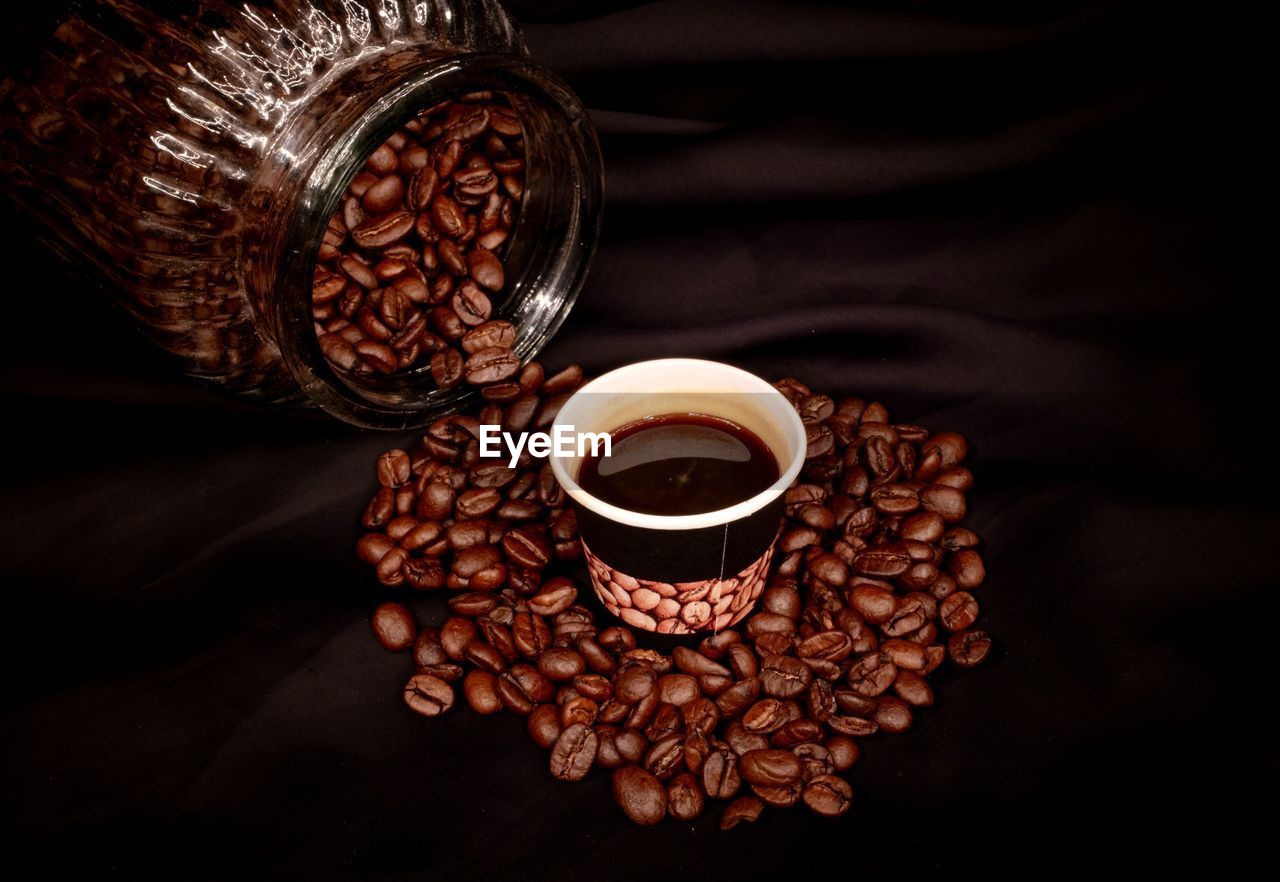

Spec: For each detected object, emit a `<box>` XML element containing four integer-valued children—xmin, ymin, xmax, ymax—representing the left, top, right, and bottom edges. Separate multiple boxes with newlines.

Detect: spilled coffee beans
<box><xmin>356</xmin><ymin>367</ymin><xmax>995</xmax><ymax>827</ymax></box>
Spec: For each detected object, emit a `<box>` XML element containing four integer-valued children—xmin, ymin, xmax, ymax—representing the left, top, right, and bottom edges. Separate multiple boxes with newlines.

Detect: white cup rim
<box><xmin>549</xmin><ymin>359</ymin><xmax>807</xmax><ymax>531</ymax></box>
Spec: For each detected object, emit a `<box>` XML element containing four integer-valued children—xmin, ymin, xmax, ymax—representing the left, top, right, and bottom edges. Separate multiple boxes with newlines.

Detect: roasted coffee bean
<box><xmin>802</xmin><ymin>774</ymin><xmax>852</xmax><ymax>816</ymax></box>
<box><xmin>761</xmin><ymin>583</ymin><xmax>801</xmax><ymax>619</ymax></box>
<box><xmin>371</xmin><ymin>602</ymin><xmax>416</xmax><ymax>651</ymax></box>
<box><xmin>742</xmin><ymin>699</ymin><xmax>790</xmax><ymax>734</ymax></box>
<box><xmin>846</xmin><ymin>652</ymin><xmax>897</xmax><ymax>697</ymax></box>
<box><xmin>512</xmin><ymin>611</ymin><xmax>553</xmax><ymax>657</ymax></box>
<box><xmin>576</xmin><ymin>636</ymin><xmax>617</xmax><ymax>675</ymax></box>
<box><xmin>616</xmin><ymin>664</ymin><xmax>658</xmax><ymax>704</ymax></box>
<box><xmin>503</xmin><ymin>524</ymin><xmax>553</xmax><ymax>569</ymax></box>
<box><xmin>439</xmin><ymin>616</ymin><xmax>477</xmax><ymax>660</ymax></box>
<box><xmin>825</xmin><ymin>736</ymin><xmax>860</xmax><ymax>771</ymax></box>
<box><xmin>720</xmin><ymin>795</ymin><xmax>764</xmax><ymax>829</ymax></box>
<box><xmin>949</xmin><ymin>549</ymin><xmax>986</xmax><ymax>589</ymax></box>
<box><xmin>465</xmin><ymin>346</ymin><xmax>521</xmax><ymax>384</ymax></box>
<box><xmin>702</xmin><ymin>747</ymin><xmax>741</xmax><ymax>799</ymax></box>
<box><xmin>759</xmin><ymin>655</ymin><xmax>813</xmax><ymax>698</ymax></box>
<box><xmin>827</xmin><ymin>715</ymin><xmax>878</xmax><ymax>737</ymax></box>
<box><xmin>673</xmin><ymin>645</ymin><xmax>731</xmax><ymax>679</ymax></box>
<box><xmin>892</xmin><ymin>670</ymin><xmax>935</xmax><ymax>706</ymax></box>
<box><xmin>948</xmin><ymin>629</ymin><xmax>993</xmax><ymax>668</ymax></box>
<box><xmin>465</xmin><ymin>641</ymin><xmax>507</xmax><ymax>674</ymax></box>
<box><xmin>849</xmin><ymin>585</ymin><xmax>896</xmax><ymax>624</ymax></box>
<box><xmin>793</xmin><ymin>743</ymin><xmax>834</xmax><ymax>781</ymax></box>
<box><xmin>724</xmin><ymin>722</ymin><xmax>770</xmax><ymax>756</ymax></box>
<box><xmin>716</xmin><ymin>677</ymin><xmax>760</xmax><ymax>718</ymax></box>
<box><xmin>797</xmin><ymin>630</ymin><xmax>854</xmax><ymax>662</ymax></box>
<box><xmin>752</xmin><ymin>780</ymin><xmax>802</xmax><ymax>808</ymax></box>
<box><xmin>613</xmin><ymin>766</ymin><xmax>667</xmax><ymax>825</ymax></box>
<box><xmin>527</xmin><ymin>703</ymin><xmax>563</xmax><ymax>748</ymax></box>
<box><xmin>771</xmin><ymin>719</ymin><xmax>824</xmax><ymax>748</ymax></box>
<box><xmin>726</xmin><ymin>645</ymin><xmax>759</xmax><ymax>680</ymax></box>
<box><xmin>646</xmin><ymin>703</ymin><xmax>684</xmax><ymax>742</ymax></box>
<box><xmin>529</xmin><ymin>577</ymin><xmax>578</xmax><ymax>616</ymax></box>
<box><xmin>594</xmin><ymin>726</ymin><xmax>624</xmax><ymax>769</ymax></box>
<box><xmin>538</xmin><ymin>647</ymin><xmax>586</xmax><ymax>682</ymax></box>
<box><xmin>573</xmin><ymin>673</ymin><xmax>614</xmax><ymax>701</ymax></box>
<box><xmin>682</xmin><ymin>697</ymin><xmax>720</xmax><ymax>735</ymax></box>
<box><xmin>657</xmin><ymin>673</ymin><xmax>701</xmax><ymax>707</ymax></box>
<box><xmin>403</xmin><ymin>673</ymin><xmax>453</xmax><ymax>716</ymax></box>
<box><xmin>550</xmin><ymin>723</ymin><xmax>598</xmax><ymax>781</ymax></box>
<box><xmin>667</xmin><ymin>772</ymin><xmax>704</xmax><ymax>821</ymax></box>
<box><xmin>940</xmin><ymin>591</ymin><xmax>979</xmax><ymax>631</ymax></box>
<box><xmin>463</xmin><ymin>670</ymin><xmax>503</xmax><ymax>714</ymax></box>
<box><xmin>874</xmin><ymin>695</ymin><xmax>913</xmax><ymax>733</ymax></box>
<box><xmin>412</xmin><ymin>630</ymin><xmax>447</xmax><ymax>668</ymax></box>
<box><xmin>689</xmin><ymin>635</ymin><xmax>735</xmax><ymax>666</ymax></box>
<box><xmin>644</xmin><ymin>734</ymin><xmax>686</xmax><ymax>780</ymax></box>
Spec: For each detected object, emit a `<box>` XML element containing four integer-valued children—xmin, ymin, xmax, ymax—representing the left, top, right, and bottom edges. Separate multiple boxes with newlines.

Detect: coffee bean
<box><xmin>461</xmin><ymin>319</ymin><xmax>516</xmax><ymax>353</ymax></box>
<box><xmin>724</xmin><ymin>722</ymin><xmax>770</xmax><ymax>756</ymax></box>
<box><xmin>672</xmin><ymin>645</ymin><xmax>730</xmax><ymax>679</ymax></box>
<box><xmin>502</xmin><ymin>524</ymin><xmax>552</xmax><ymax>569</ymax></box>
<box><xmin>403</xmin><ymin>673</ymin><xmax>453</xmax><ymax>716</ymax></box>
<box><xmin>644</xmin><ymin>734</ymin><xmax>686</xmax><ymax>780</ymax></box>
<box><xmin>948</xmin><ymin>629</ymin><xmax>993</xmax><ymax>668</ymax></box>
<box><xmin>657</xmin><ymin>673</ymin><xmax>701</xmax><ymax>707</ymax></box>
<box><xmin>527</xmin><ymin>703</ymin><xmax>562</xmax><ymax>748</ymax></box>
<box><xmin>849</xmin><ymin>585</ymin><xmax>896</xmax><ymax>624</ymax></box>
<box><xmin>463</xmin><ymin>670</ymin><xmax>503</xmax><ymax>714</ymax></box>
<box><xmin>940</xmin><ymin>591</ymin><xmax>980</xmax><ymax>631</ymax></box>
<box><xmin>742</xmin><ymin>699</ymin><xmax>789</xmax><ymax>734</ymax></box>
<box><xmin>827</xmin><ymin>715</ymin><xmax>877</xmax><ymax>737</ymax></box>
<box><xmin>846</xmin><ymin>652</ymin><xmax>897</xmax><ymax>697</ymax></box>
<box><xmin>667</xmin><ymin>772</ymin><xmax>704</xmax><ymax>821</ymax></box>
<box><xmin>920</xmin><ymin>485</ymin><xmax>966</xmax><ymax>522</ymax></box>
<box><xmin>371</xmin><ymin>602</ymin><xmax>416</xmax><ymax>651</ymax></box>
<box><xmin>739</xmin><ymin>749</ymin><xmax>803</xmax><ymax>787</ymax></box>
<box><xmin>720</xmin><ymin>795</ymin><xmax>764</xmax><ymax>829</ymax></box>
<box><xmin>825</xmin><ymin>736</ymin><xmax>860</xmax><ymax>771</ymax></box>
<box><xmin>616</xmin><ymin>664</ymin><xmax>658</xmax><ymax>704</ymax></box>
<box><xmin>759</xmin><ymin>654</ymin><xmax>813</xmax><ymax>698</ymax></box>
<box><xmin>949</xmin><ymin>549</ymin><xmax>986</xmax><ymax>589</ymax></box>
<box><xmin>538</xmin><ymin>647</ymin><xmax>586</xmax><ymax>682</ymax></box>
<box><xmin>802</xmin><ymin>774</ymin><xmax>852</xmax><ymax>816</ymax></box>
<box><xmin>715</xmin><ymin>677</ymin><xmax>760</xmax><ymax>718</ymax></box>
<box><xmin>612</xmin><ymin>766</ymin><xmax>667</xmax><ymax>825</ymax></box>
<box><xmin>468</xmin><ymin>248</ymin><xmax>505</xmax><ymax>290</ymax></box>
<box><xmin>702</xmin><ymin>747</ymin><xmax>741</xmax><ymax>799</ymax></box>
<box><xmin>465</xmin><ymin>346</ymin><xmax>520</xmax><ymax>384</ymax></box>
<box><xmin>550</xmin><ymin>723</ymin><xmax>598</xmax><ymax>781</ymax></box>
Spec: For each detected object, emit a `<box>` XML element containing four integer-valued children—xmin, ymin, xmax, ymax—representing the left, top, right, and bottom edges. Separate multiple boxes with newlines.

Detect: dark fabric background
<box><xmin>1</xmin><ymin>1</ymin><xmax>1270</xmax><ymax>878</ymax></box>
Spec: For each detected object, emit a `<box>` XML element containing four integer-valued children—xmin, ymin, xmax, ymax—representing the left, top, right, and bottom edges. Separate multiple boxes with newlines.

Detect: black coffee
<box><xmin>577</xmin><ymin>413</ymin><xmax>779</xmax><ymax>516</ymax></box>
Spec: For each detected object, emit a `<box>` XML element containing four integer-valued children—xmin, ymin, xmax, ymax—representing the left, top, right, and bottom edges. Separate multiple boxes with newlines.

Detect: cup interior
<box><xmin>550</xmin><ymin>359</ymin><xmax>807</xmax><ymax>530</ymax></box>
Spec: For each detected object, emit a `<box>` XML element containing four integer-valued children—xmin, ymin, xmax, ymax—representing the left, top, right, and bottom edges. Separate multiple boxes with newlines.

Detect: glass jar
<box><xmin>0</xmin><ymin>0</ymin><xmax>602</xmax><ymax>427</ymax></box>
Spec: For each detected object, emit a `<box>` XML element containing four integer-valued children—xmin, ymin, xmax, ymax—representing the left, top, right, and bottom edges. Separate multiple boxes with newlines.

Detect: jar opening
<box><xmin>260</xmin><ymin>53</ymin><xmax>602</xmax><ymax>429</ymax></box>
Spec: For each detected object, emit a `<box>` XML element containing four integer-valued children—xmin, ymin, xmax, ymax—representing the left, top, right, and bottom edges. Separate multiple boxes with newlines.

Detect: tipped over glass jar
<box><xmin>0</xmin><ymin>0</ymin><xmax>602</xmax><ymax>427</ymax></box>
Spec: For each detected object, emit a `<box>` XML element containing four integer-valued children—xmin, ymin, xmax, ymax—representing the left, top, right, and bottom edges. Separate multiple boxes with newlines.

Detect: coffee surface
<box><xmin>577</xmin><ymin>413</ymin><xmax>779</xmax><ymax>515</ymax></box>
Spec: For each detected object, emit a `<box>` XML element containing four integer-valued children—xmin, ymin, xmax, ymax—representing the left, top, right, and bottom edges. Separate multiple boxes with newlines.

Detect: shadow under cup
<box><xmin>550</xmin><ymin>360</ymin><xmax>807</xmax><ymax>634</ymax></box>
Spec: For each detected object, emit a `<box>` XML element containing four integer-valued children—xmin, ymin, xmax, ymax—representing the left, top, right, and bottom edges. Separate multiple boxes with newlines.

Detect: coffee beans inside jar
<box><xmin>356</xmin><ymin>367</ymin><xmax>994</xmax><ymax>827</ymax></box>
<box><xmin>313</xmin><ymin>93</ymin><xmax>526</xmax><ymax>386</ymax></box>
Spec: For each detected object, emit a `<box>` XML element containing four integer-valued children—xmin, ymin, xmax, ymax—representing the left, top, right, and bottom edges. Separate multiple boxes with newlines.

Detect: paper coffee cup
<box><xmin>550</xmin><ymin>359</ymin><xmax>806</xmax><ymax>633</ymax></box>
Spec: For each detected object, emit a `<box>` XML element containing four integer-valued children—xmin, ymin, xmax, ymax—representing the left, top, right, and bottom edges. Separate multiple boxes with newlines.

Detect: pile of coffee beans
<box><xmin>313</xmin><ymin>93</ymin><xmax>525</xmax><ymax>386</ymax></box>
<box><xmin>357</xmin><ymin>367</ymin><xmax>993</xmax><ymax>828</ymax></box>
